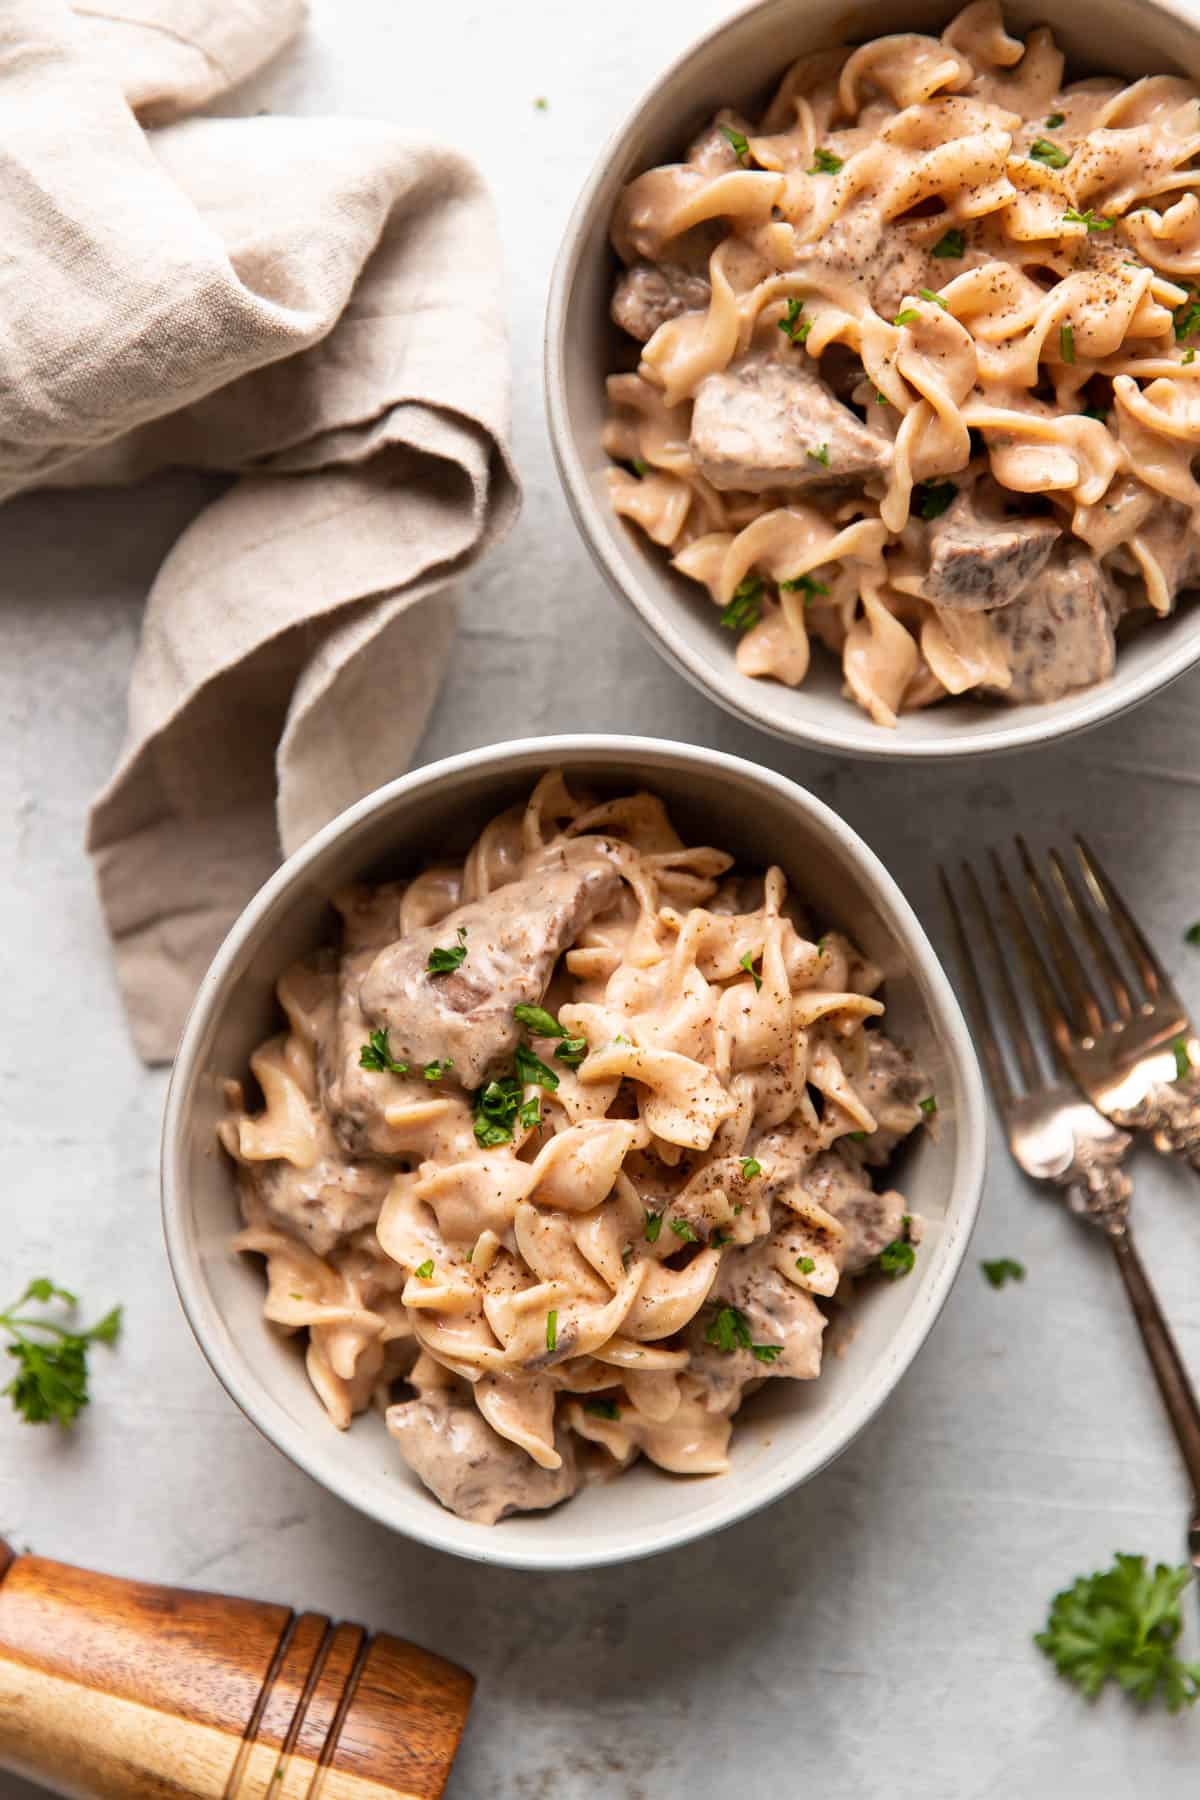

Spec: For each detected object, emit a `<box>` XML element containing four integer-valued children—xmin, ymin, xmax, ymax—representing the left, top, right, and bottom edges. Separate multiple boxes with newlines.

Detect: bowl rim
<box><xmin>544</xmin><ymin>0</ymin><xmax>1200</xmax><ymax>762</ymax></box>
<box><xmin>162</xmin><ymin>733</ymin><xmax>988</xmax><ymax>1570</ymax></box>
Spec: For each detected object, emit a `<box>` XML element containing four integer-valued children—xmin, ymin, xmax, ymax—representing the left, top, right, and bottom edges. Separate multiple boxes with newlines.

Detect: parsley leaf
<box><xmin>556</xmin><ymin>1035</ymin><xmax>589</xmax><ymax>1067</ymax></box>
<box><xmin>1</xmin><ymin>1281</ymin><xmax>123</xmax><ymax>1428</ymax></box>
<box><xmin>808</xmin><ymin>146</ymin><xmax>842</xmax><ymax>175</ymax></box>
<box><xmin>914</xmin><ymin>481</ymin><xmax>957</xmax><ymax>520</ymax></box>
<box><xmin>720</xmin><ymin>575</ymin><xmax>763</xmax><ymax>633</ymax></box>
<box><xmin>878</xmin><ymin>1217</ymin><xmax>916</xmax><ymax>1280</ymax></box>
<box><xmin>359</xmin><ymin>1026</ymin><xmax>409</xmax><ymax>1075</ymax></box>
<box><xmin>796</xmin><ymin>1255</ymin><xmax>816</xmax><ymax>1274</ymax></box>
<box><xmin>584</xmin><ymin>1397</ymin><xmax>620</xmax><ymax>1419</ymax></box>
<box><xmin>472</xmin><ymin>1074</ymin><xmax>525</xmax><ymax>1146</ymax></box>
<box><xmin>806</xmin><ymin>443</ymin><xmax>831</xmax><ymax>467</ymax></box>
<box><xmin>414</xmin><ymin>1259</ymin><xmax>434</xmax><ymax>1280</ymax></box>
<box><xmin>919</xmin><ymin>1095</ymin><xmax>937</xmax><ymax>1116</ymax></box>
<box><xmin>1044</xmin><ymin>111</ymin><xmax>1065</xmax><ymax>129</ymax></box>
<box><xmin>1172</xmin><ymin>1035</ymin><xmax>1191</xmax><ymax>1080</ymax></box>
<box><xmin>546</xmin><ymin>1309</ymin><xmax>558</xmax><ymax>1352</ymax></box>
<box><xmin>705</xmin><ymin>1304</ymin><xmax>753</xmax><ymax>1353</ymax></box>
<box><xmin>751</xmin><ymin>1343</ymin><xmax>783</xmax><ymax>1363</ymax></box>
<box><xmin>778</xmin><ymin>297</ymin><xmax>812</xmax><ymax>344</ymax></box>
<box><xmin>1060</xmin><ymin>323</ymin><xmax>1076</xmax><ymax>364</ymax></box>
<box><xmin>423</xmin><ymin>1058</ymin><xmax>453</xmax><ymax>1082</ymax></box>
<box><xmin>919</xmin><ymin>286</ymin><xmax>948</xmax><ymax>309</ymax></box>
<box><xmin>1185</xmin><ymin>350</ymin><xmax>1197</xmax><ymax>366</ymax></box>
<box><xmin>740</xmin><ymin>1157</ymin><xmax>762</xmax><ymax>1179</ymax></box>
<box><xmin>982</xmin><ymin>1257</ymin><xmax>1025</xmax><ymax>1289</ymax></box>
<box><xmin>632</xmin><ymin>457</ymin><xmax>648</xmax><ymax>477</ymax></box>
<box><xmin>514</xmin><ymin>1002</ymin><xmax>565</xmax><ymax>1038</ymax></box>
<box><xmin>1174</xmin><ymin>293</ymin><xmax>1200</xmax><ymax>341</ymax></box>
<box><xmin>779</xmin><ymin>572</ymin><xmax>829</xmax><ymax>598</ymax></box>
<box><xmin>1035</xmin><ymin>1554</ymin><xmax>1200</xmax><ymax>1709</ymax></box>
<box><xmin>1063</xmin><ymin>207</ymin><xmax>1113</xmax><ymax>232</ymax></box>
<box><xmin>894</xmin><ymin>308</ymin><xmax>919</xmax><ymax>325</ymax></box>
<box><xmin>518</xmin><ymin>1096</ymin><xmax>542</xmax><ymax>1131</ymax></box>
<box><xmin>669</xmin><ymin>1218</ymin><xmax>698</xmax><ymax>1243</ymax></box>
<box><xmin>1082</xmin><ymin>404</ymin><xmax>1108</xmax><ymax>421</ymax></box>
<box><xmin>721</xmin><ymin>124</ymin><xmax>750</xmax><ymax>164</ymax></box>
<box><xmin>427</xmin><ymin>925</ymin><xmax>468</xmax><ymax>975</ymax></box>
<box><xmin>515</xmin><ymin>1042</ymin><xmax>560</xmax><ymax>1092</ymax></box>
<box><xmin>1029</xmin><ymin>137</ymin><xmax>1070</xmax><ymax>168</ymax></box>
<box><xmin>932</xmin><ymin>228</ymin><xmax>966</xmax><ymax>259</ymax></box>
<box><xmin>644</xmin><ymin>1211</ymin><xmax>664</xmax><ymax>1243</ymax></box>
<box><xmin>739</xmin><ymin>949</ymin><xmax>762</xmax><ymax>991</ymax></box>
<box><xmin>1185</xmin><ymin>922</ymin><xmax>1200</xmax><ymax>944</ymax></box>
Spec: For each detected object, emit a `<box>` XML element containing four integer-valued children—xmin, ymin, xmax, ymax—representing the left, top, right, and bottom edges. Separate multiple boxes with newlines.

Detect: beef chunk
<box><xmin>925</xmin><ymin>488</ymin><xmax>1060</xmax><ymax>611</ymax></box>
<box><xmin>690</xmin><ymin>355</ymin><xmax>892</xmax><ymax>493</ymax></box>
<box><xmin>801</xmin><ymin>1152</ymin><xmax>908</xmax><ymax>1276</ymax></box>
<box><xmin>249</xmin><ymin>1143</ymin><xmax>392</xmax><ymax>1259</ymax></box>
<box><xmin>852</xmin><ymin>1030</ymin><xmax>931</xmax><ymax>1166</ymax></box>
<box><xmin>611</xmin><ymin>259</ymin><xmax>712</xmax><ymax>343</ymax></box>
<box><xmin>387</xmin><ymin>1395</ymin><xmax>579</xmax><ymax>1523</ymax></box>
<box><xmin>685</xmin><ymin>1239</ymin><xmax>826</xmax><ymax>1410</ymax></box>
<box><xmin>988</xmin><ymin>545</ymin><xmax>1116</xmax><ymax>703</ymax></box>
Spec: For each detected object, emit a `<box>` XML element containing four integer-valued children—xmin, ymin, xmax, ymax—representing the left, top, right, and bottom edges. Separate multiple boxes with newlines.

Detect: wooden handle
<box><xmin>0</xmin><ymin>1539</ymin><xmax>472</xmax><ymax>1800</ymax></box>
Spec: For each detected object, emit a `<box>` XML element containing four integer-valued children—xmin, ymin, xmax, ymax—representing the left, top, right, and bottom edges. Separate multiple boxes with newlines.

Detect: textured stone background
<box><xmin>3</xmin><ymin>4</ymin><xmax>1200</xmax><ymax>1795</ymax></box>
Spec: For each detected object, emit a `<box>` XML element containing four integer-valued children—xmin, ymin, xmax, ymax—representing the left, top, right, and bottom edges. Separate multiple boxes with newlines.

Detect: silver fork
<box><xmin>941</xmin><ymin>863</ymin><xmax>1200</xmax><ymax>1576</ymax></box>
<box><xmin>1003</xmin><ymin>836</ymin><xmax>1200</xmax><ymax>1168</ymax></box>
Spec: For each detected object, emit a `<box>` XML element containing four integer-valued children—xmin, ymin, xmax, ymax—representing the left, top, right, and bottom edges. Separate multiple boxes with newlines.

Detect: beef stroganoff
<box><xmin>605</xmin><ymin>0</ymin><xmax>1200</xmax><ymax>724</ymax></box>
<box><xmin>221</xmin><ymin>774</ymin><xmax>932</xmax><ymax>1523</ymax></box>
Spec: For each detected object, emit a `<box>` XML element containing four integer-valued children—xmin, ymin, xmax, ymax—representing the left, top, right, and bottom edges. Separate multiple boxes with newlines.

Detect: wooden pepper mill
<box><xmin>0</xmin><ymin>1539</ymin><xmax>473</xmax><ymax>1799</ymax></box>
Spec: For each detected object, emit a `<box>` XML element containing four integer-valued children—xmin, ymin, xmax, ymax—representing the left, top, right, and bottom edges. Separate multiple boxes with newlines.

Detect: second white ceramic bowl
<box><xmin>546</xmin><ymin>0</ymin><xmax>1200</xmax><ymax>760</ymax></box>
<box><xmin>163</xmin><ymin>737</ymin><xmax>985</xmax><ymax>1570</ymax></box>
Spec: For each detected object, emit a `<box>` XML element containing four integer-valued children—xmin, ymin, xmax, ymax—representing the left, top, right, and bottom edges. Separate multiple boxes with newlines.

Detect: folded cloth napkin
<box><xmin>1</xmin><ymin>0</ymin><xmax>518</xmax><ymax>1060</ymax></box>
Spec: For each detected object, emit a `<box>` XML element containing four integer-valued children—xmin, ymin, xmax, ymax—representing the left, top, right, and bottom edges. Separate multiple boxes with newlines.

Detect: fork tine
<box><xmin>1046</xmin><ymin>848</ymin><xmax>1134</xmax><ymax>1023</ymax></box>
<box><xmin>962</xmin><ymin>858</ymin><xmax>1045</xmax><ymax>1093</ymax></box>
<box><xmin>1014</xmin><ymin>836</ymin><xmax>1105</xmax><ymax>1038</ymax></box>
<box><xmin>1074</xmin><ymin>835</ymin><xmax>1169</xmax><ymax>1003</ymax></box>
<box><xmin>939</xmin><ymin>866</ymin><xmax>1015</xmax><ymax>1108</ymax></box>
<box><xmin>989</xmin><ymin>850</ymin><xmax>1073</xmax><ymax>1077</ymax></box>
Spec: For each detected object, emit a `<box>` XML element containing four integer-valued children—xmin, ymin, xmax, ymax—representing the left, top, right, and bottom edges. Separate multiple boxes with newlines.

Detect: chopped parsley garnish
<box><xmin>848</xmin><ymin>1130</ymin><xmax>867</xmax><ymax>1142</ymax></box>
<box><xmin>919</xmin><ymin>286</ymin><xmax>948</xmax><ymax>309</ymax></box>
<box><xmin>584</xmin><ymin>1397</ymin><xmax>620</xmax><ymax>1419</ymax></box>
<box><xmin>808</xmin><ymin>146</ymin><xmax>843</xmax><ymax>175</ymax></box>
<box><xmin>1035</xmin><ymin>1554</ymin><xmax>1200</xmax><ymax>1709</ymax></box>
<box><xmin>796</xmin><ymin>1255</ymin><xmax>816</xmax><ymax>1274</ymax></box>
<box><xmin>514</xmin><ymin>1002</ymin><xmax>565</xmax><ymax>1038</ymax></box>
<box><xmin>644</xmin><ymin>1211</ymin><xmax>664</xmax><ymax>1243</ymax></box>
<box><xmin>879</xmin><ymin>1215</ymin><xmax>916</xmax><ymax>1279</ymax></box>
<box><xmin>740</xmin><ymin>1157</ymin><xmax>762</xmax><ymax>1179</ymax></box>
<box><xmin>778</xmin><ymin>297</ymin><xmax>812</xmax><ymax>344</ymax></box>
<box><xmin>721</xmin><ymin>124</ymin><xmax>750</xmax><ymax>164</ymax></box>
<box><xmin>1062</xmin><ymin>207</ymin><xmax>1113</xmax><ymax>232</ymax></box>
<box><xmin>1174</xmin><ymin>293</ymin><xmax>1200</xmax><ymax>340</ymax></box>
<box><xmin>1044</xmin><ymin>111</ymin><xmax>1065</xmax><ymax>129</ymax></box>
<box><xmin>1185</xmin><ymin>922</ymin><xmax>1200</xmax><ymax>944</ymax></box>
<box><xmin>807</xmin><ymin>443</ymin><xmax>831</xmax><ymax>467</ymax></box>
<box><xmin>752</xmin><ymin>1344</ymin><xmax>783</xmax><ymax>1363</ymax></box>
<box><xmin>919</xmin><ymin>1095</ymin><xmax>937</xmax><ymax>1116</ymax></box>
<box><xmin>359</xmin><ymin>1026</ymin><xmax>409</xmax><ymax>1076</ymax></box>
<box><xmin>1185</xmin><ymin>350</ymin><xmax>1197</xmax><ymax>366</ymax></box>
<box><xmin>1082</xmin><ymin>404</ymin><xmax>1108</xmax><ymax>421</ymax></box>
<box><xmin>914</xmin><ymin>480</ymin><xmax>957</xmax><ymax>520</ymax></box>
<box><xmin>556</xmin><ymin>1035</ymin><xmax>589</xmax><ymax>1067</ymax></box>
<box><xmin>472</xmin><ymin>1075</ymin><xmax>525</xmax><ymax>1146</ymax></box>
<box><xmin>515</xmin><ymin>1042</ymin><xmax>560</xmax><ymax>1092</ymax></box>
<box><xmin>720</xmin><ymin>575</ymin><xmax>763</xmax><ymax>633</ymax></box>
<box><xmin>632</xmin><ymin>457</ymin><xmax>649</xmax><ymax>477</ymax></box>
<box><xmin>518</xmin><ymin>1096</ymin><xmax>542</xmax><ymax>1131</ymax></box>
<box><xmin>423</xmin><ymin>1058</ymin><xmax>452</xmax><ymax>1081</ymax></box>
<box><xmin>779</xmin><ymin>572</ymin><xmax>829</xmax><ymax>598</ymax></box>
<box><xmin>427</xmin><ymin>925</ymin><xmax>468</xmax><ymax>975</ymax></box>
<box><xmin>546</xmin><ymin>1310</ymin><xmax>558</xmax><ymax>1352</ymax></box>
<box><xmin>981</xmin><ymin>1257</ymin><xmax>1025</xmax><ymax>1288</ymax></box>
<box><xmin>1</xmin><ymin>1279</ymin><xmax>122</xmax><ymax>1427</ymax></box>
<box><xmin>670</xmin><ymin>1218</ymin><xmax>698</xmax><ymax>1243</ymax></box>
<box><xmin>711</xmin><ymin>1229</ymin><xmax>730</xmax><ymax>1248</ymax></box>
<box><xmin>1029</xmin><ymin>137</ymin><xmax>1070</xmax><ymax>168</ymax></box>
<box><xmin>414</xmin><ymin>1259</ymin><xmax>434</xmax><ymax>1280</ymax></box>
<box><xmin>894</xmin><ymin>308</ymin><xmax>919</xmax><ymax>325</ymax></box>
<box><xmin>739</xmin><ymin>950</ymin><xmax>762</xmax><ymax>991</ymax></box>
<box><xmin>875</xmin><ymin>389</ymin><xmax>889</xmax><ymax>405</ymax></box>
<box><xmin>932</xmin><ymin>228</ymin><xmax>966</xmax><ymax>259</ymax></box>
<box><xmin>1172</xmin><ymin>1035</ymin><xmax>1191</xmax><ymax>1080</ymax></box>
<box><xmin>706</xmin><ymin>1305</ymin><xmax>752</xmax><ymax>1352</ymax></box>
<box><xmin>1060</xmin><ymin>323</ymin><xmax>1075</xmax><ymax>363</ymax></box>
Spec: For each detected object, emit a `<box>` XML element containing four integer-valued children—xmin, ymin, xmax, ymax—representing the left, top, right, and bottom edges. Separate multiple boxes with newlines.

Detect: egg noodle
<box><xmin>605</xmin><ymin>1</ymin><xmax>1200</xmax><ymax>722</ymax></box>
<box><xmin>221</xmin><ymin>773</ymin><xmax>930</xmax><ymax>1522</ymax></box>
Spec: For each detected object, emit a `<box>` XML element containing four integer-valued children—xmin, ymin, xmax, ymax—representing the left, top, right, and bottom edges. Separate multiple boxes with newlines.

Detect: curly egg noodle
<box><xmin>604</xmin><ymin>0</ymin><xmax>1200</xmax><ymax>724</ymax></box>
<box><xmin>220</xmin><ymin>774</ymin><xmax>932</xmax><ymax>1524</ymax></box>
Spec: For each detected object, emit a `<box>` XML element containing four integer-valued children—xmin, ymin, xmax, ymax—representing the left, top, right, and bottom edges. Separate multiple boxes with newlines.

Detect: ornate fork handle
<box><xmin>1054</xmin><ymin>1117</ymin><xmax>1133</xmax><ymax>1229</ymax></box>
<box><xmin>1111</xmin><ymin>1074</ymin><xmax>1200</xmax><ymax>1169</ymax></box>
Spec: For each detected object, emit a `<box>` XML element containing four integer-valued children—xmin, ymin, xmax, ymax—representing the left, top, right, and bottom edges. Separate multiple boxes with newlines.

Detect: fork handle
<box><xmin>1108</xmin><ymin>1224</ymin><xmax>1200</xmax><ymax>1515</ymax></box>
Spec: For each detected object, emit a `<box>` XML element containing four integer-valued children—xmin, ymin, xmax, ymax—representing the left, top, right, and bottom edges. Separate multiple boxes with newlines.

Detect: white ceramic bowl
<box><xmin>546</xmin><ymin>0</ymin><xmax>1200</xmax><ymax>760</ymax></box>
<box><xmin>162</xmin><ymin>736</ymin><xmax>986</xmax><ymax>1570</ymax></box>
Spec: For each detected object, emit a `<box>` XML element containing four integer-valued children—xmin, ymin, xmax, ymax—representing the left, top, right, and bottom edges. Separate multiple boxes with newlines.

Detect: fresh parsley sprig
<box><xmin>981</xmin><ymin>1257</ymin><xmax>1025</xmax><ymax>1289</ymax></box>
<box><xmin>878</xmin><ymin>1215</ymin><xmax>916</xmax><ymax>1279</ymax></box>
<box><xmin>359</xmin><ymin>1026</ymin><xmax>408</xmax><ymax>1075</ymax></box>
<box><xmin>427</xmin><ymin>925</ymin><xmax>468</xmax><ymax>975</ymax></box>
<box><xmin>1036</xmin><ymin>1554</ymin><xmax>1200</xmax><ymax>1709</ymax></box>
<box><xmin>720</xmin><ymin>575</ymin><xmax>763</xmax><ymax>633</ymax></box>
<box><xmin>705</xmin><ymin>1304</ymin><xmax>781</xmax><ymax>1362</ymax></box>
<box><xmin>2</xmin><ymin>1280</ymin><xmax>122</xmax><ymax>1427</ymax></box>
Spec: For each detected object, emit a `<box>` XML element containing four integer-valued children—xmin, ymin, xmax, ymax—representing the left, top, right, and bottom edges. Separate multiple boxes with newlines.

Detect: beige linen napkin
<box><xmin>2</xmin><ymin>0</ymin><xmax>518</xmax><ymax>1060</ymax></box>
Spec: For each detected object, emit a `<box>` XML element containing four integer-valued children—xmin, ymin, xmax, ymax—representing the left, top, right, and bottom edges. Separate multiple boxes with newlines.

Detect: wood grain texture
<box><xmin>0</xmin><ymin>1539</ymin><xmax>473</xmax><ymax>1800</ymax></box>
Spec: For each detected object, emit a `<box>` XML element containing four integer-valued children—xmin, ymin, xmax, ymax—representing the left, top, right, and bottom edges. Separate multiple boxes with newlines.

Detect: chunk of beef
<box><xmin>988</xmin><ymin>545</ymin><xmax>1117</xmax><ymax>703</ymax></box>
<box><xmin>249</xmin><ymin>1143</ymin><xmax>392</xmax><ymax>1259</ymax></box>
<box><xmin>611</xmin><ymin>259</ymin><xmax>712</xmax><ymax>343</ymax></box>
<box><xmin>387</xmin><ymin>1395</ymin><xmax>579</xmax><ymax>1523</ymax></box>
<box><xmin>925</xmin><ymin>488</ymin><xmax>1060</xmax><ymax>611</ymax></box>
<box><xmin>690</xmin><ymin>355</ymin><xmax>892</xmax><ymax>493</ymax></box>
<box><xmin>800</xmin><ymin>1151</ymin><xmax>908</xmax><ymax>1275</ymax></box>
<box><xmin>852</xmin><ymin>1030</ymin><xmax>931</xmax><ymax>1166</ymax></box>
<box><xmin>685</xmin><ymin>1239</ymin><xmax>827</xmax><ymax>1410</ymax></box>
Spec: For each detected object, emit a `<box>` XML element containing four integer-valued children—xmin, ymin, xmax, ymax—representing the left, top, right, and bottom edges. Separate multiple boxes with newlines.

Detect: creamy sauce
<box><xmin>604</xmin><ymin>0</ymin><xmax>1200</xmax><ymax>724</ymax></box>
<box><xmin>221</xmin><ymin>773</ymin><xmax>932</xmax><ymax>1523</ymax></box>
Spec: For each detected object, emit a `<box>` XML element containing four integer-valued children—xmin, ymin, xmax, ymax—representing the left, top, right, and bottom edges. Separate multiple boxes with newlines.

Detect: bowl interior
<box><xmin>164</xmin><ymin>739</ymin><xmax>984</xmax><ymax>1568</ymax></box>
<box><xmin>547</xmin><ymin>0</ymin><xmax>1200</xmax><ymax>759</ymax></box>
